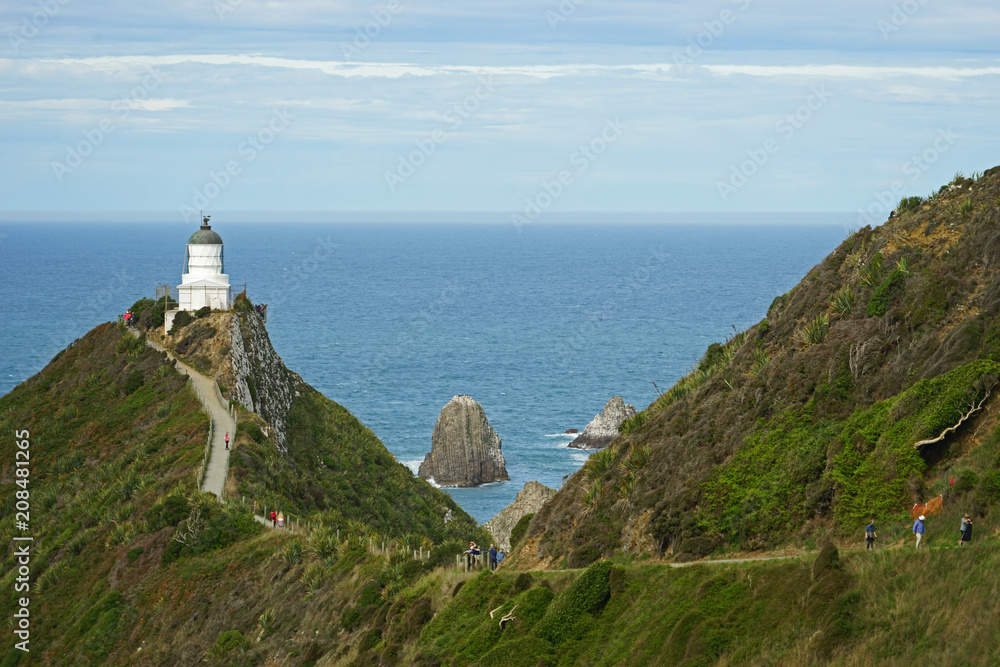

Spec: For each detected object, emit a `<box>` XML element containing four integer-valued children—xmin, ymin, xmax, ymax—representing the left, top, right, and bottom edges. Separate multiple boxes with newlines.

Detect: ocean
<box><xmin>0</xmin><ymin>218</ymin><xmax>850</xmax><ymax>522</ymax></box>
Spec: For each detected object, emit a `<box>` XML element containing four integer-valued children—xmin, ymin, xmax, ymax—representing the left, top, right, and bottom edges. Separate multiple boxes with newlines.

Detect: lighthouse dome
<box><xmin>188</xmin><ymin>225</ymin><xmax>223</xmax><ymax>245</ymax></box>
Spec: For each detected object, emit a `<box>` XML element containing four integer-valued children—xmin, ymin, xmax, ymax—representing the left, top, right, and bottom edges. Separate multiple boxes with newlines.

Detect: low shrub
<box><xmin>122</xmin><ymin>370</ymin><xmax>144</xmax><ymax>395</ymax></box>
<box><xmin>534</xmin><ymin>561</ymin><xmax>613</xmax><ymax>645</ymax></box>
<box><xmin>237</xmin><ymin>421</ymin><xmax>265</xmax><ymax>444</ymax></box>
<box><xmin>209</xmin><ymin>630</ymin><xmax>249</xmax><ymax>660</ymax></box>
<box><xmin>867</xmin><ymin>268</ymin><xmax>907</xmax><ymax>318</ymax></box>
<box><xmin>168</xmin><ymin>310</ymin><xmax>194</xmax><ymax>335</ymax></box>
<box><xmin>359</xmin><ymin>628</ymin><xmax>382</xmax><ymax>653</ymax></box>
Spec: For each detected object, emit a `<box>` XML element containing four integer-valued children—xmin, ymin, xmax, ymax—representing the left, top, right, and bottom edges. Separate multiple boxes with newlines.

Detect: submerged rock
<box><xmin>568</xmin><ymin>396</ymin><xmax>636</xmax><ymax>450</ymax></box>
<box><xmin>418</xmin><ymin>395</ymin><xmax>509</xmax><ymax>487</ymax></box>
<box><xmin>483</xmin><ymin>480</ymin><xmax>557</xmax><ymax>550</ymax></box>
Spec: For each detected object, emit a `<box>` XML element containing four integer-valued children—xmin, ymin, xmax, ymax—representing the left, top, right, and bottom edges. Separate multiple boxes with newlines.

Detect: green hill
<box><xmin>5</xmin><ymin>166</ymin><xmax>1000</xmax><ymax>666</ymax></box>
<box><xmin>522</xmin><ymin>166</ymin><xmax>1000</xmax><ymax>569</ymax></box>
<box><xmin>0</xmin><ymin>321</ymin><xmax>484</xmax><ymax>665</ymax></box>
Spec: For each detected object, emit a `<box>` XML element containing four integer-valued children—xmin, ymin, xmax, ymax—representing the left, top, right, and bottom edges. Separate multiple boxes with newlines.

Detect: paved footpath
<box><xmin>139</xmin><ymin>334</ymin><xmax>270</xmax><ymax>527</ymax></box>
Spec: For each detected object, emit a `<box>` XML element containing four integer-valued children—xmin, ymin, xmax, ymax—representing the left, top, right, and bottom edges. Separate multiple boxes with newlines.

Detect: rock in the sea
<box><xmin>568</xmin><ymin>396</ymin><xmax>636</xmax><ymax>450</ymax></box>
<box><xmin>418</xmin><ymin>395</ymin><xmax>509</xmax><ymax>487</ymax></box>
<box><xmin>483</xmin><ymin>481</ymin><xmax>557</xmax><ymax>550</ymax></box>
<box><xmin>564</xmin><ymin>428</ymin><xmax>579</xmax><ymax>434</ymax></box>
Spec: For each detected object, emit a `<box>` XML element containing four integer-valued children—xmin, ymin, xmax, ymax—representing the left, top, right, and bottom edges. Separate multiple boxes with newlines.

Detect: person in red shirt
<box><xmin>270</xmin><ymin>511</ymin><xmax>277</xmax><ymax>528</ymax></box>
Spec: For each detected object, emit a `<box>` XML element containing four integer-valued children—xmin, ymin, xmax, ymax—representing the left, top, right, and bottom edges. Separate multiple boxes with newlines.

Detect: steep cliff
<box><xmin>223</xmin><ymin>306</ymin><xmax>297</xmax><ymax>451</ymax></box>
<box><xmin>419</xmin><ymin>394</ymin><xmax>509</xmax><ymax>486</ymax></box>
<box><xmin>483</xmin><ymin>480</ymin><xmax>557</xmax><ymax>549</ymax></box>
<box><xmin>568</xmin><ymin>395</ymin><xmax>636</xmax><ymax>450</ymax></box>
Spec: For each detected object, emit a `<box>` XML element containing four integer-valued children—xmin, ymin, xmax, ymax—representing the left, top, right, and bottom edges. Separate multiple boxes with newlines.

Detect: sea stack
<box><xmin>418</xmin><ymin>395</ymin><xmax>509</xmax><ymax>487</ymax></box>
<box><xmin>568</xmin><ymin>396</ymin><xmax>636</xmax><ymax>450</ymax></box>
<box><xmin>483</xmin><ymin>481</ymin><xmax>557</xmax><ymax>550</ymax></box>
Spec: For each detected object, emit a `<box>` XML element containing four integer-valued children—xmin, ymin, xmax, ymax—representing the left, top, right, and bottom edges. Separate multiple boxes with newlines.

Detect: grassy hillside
<box><xmin>524</xmin><ymin>166</ymin><xmax>1000</xmax><ymax>567</ymax></box>
<box><xmin>0</xmin><ymin>321</ymin><xmax>485</xmax><ymax>665</ymax></box>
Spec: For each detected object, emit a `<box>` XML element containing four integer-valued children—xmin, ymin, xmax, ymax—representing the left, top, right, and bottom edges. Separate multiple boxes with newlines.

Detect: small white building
<box><xmin>164</xmin><ymin>216</ymin><xmax>231</xmax><ymax>332</ymax></box>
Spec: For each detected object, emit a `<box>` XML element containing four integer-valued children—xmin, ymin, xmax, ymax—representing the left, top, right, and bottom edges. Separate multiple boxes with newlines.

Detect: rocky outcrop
<box><xmin>483</xmin><ymin>481</ymin><xmax>557</xmax><ymax>550</ymax></box>
<box><xmin>225</xmin><ymin>311</ymin><xmax>298</xmax><ymax>452</ymax></box>
<box><xmin>418</xmin><ymin>395</ymin><xmax>509</xmax><ymax>487</ymax></box>
<box><xmin>568</xmin><ymin>396</ymin><xmax>636</xmax><ymax>450</ymax></box>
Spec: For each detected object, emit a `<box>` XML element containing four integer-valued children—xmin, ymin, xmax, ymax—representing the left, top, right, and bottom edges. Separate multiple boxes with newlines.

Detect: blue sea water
<box><xmin>0</xmin><ymin>219</ymin><xmax>850</xmax><ymax>522</ymax></box>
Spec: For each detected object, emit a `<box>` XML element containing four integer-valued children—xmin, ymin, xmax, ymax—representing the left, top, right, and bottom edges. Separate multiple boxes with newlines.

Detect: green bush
<box><xmin>534</xmin><ymin>561</ymin><xmax>613</xmax><ymax>645</ymax></box>
<box><xmin>127</xmin><ymin>547</ymin><xmax>144</xmax><ymax>562</ymax></box>
<box><xmin>129</xmin><ymin>297</ymin><xmax>155</xmax><ymax>322</ymax></box>
<box><xmin>510</xmin><ymin>514</ymin><xmax>533</xmax><ymax>551</ymax></box>
<box><xmin>699</xmin><ymin>342</ymin><xmax>724</xmax><ymax>371</ymax></box>
<box><xmin>867</xmin><ymin>268</ymin><xmax>907</xmax><ymax>318</ymax></box>
<box><xmin>513</xmin><ymin>572</ymin><xmax>533</xmax><ymax>593</ymax></box>
<box><xmin>141</xmin><ymin>297</ymin><xmax>176</xmax><ymax>329</ymax></box>
<box><xmin>168</xmin><ymin>310</ymin><xmax>194</xmax><ymax>335</ymax></box>
<box><xmin>122</xmin><ymin>369</ymin><xmax>144</xmax><ymax>395</ymax></box>
<box><xmin>238</xmin><ymin>421</ymin><xmax>265</xmax><ymax>444</ymax></box>
<box><xmin>209</xmin><ymin>630</ymin><xmax>249</xmax><ymax>660</ymax></box>
<box><xmin>359</xmin><ymin>628</ymin><xmax>382</xmax><ymax>652</ymax></box>
<box><xmin>195</xmin><ymin>306</ymin><xmax>212</xmax><ymax>318</ymax></box>
<box><xmin>896</xmin><ymin>195</ymin><xmax>925</xmax><ymax>213</ymax></box>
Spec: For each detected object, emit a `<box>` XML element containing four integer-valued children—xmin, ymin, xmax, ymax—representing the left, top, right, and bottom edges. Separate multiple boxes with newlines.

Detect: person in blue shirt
<box><xmin>913</xmin><ymin>515</ymin><xmax>926</xmax><ymax>548</ymax></box>
<box><xmin>865</xmin><ymin>520</ymin><xmax>877</xmax><ymax>550</ymax></box>
<box><xmin>489</xmin><ymin>544</ymin><xmax>499</xmax><ymax>571</ymax></box>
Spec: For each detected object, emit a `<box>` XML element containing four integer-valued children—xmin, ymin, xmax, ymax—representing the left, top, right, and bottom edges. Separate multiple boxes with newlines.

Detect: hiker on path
<box><xmin>960</xmin><ymin>515</ymin><xmax>973</xmax><ymax>546</ymax></box>
<box><xmin>497</xmin><ymin>549</ymin><xmax>506</xmax><ymax>565</ymax></box>
<box><xmin>489</xmin><ymin>544</ymin><xmax>498</xmax><ymax>571</ymax></box>
<box><xmin>913</xmin><ymin>515</ymin><xmax>926</xmax><ymax>548</ymax></box>
<box><xmin>865</xmin><ymin>519</ymin><xmax>877</xmax><ymax>550</ymax></box>
<box><xmin>225</xmin><ymin>431</ymin><xmax>229</xmax><ymax>450</ymax></box>
<box><xmin>270</xmin><ymin>510</ymin><xmax>277</xmax><ymax>528</ymax></box>
<box><xmin>277</xmin><ymin>512</ymin><xmax>285</xmax><ymax>528</ymax></box>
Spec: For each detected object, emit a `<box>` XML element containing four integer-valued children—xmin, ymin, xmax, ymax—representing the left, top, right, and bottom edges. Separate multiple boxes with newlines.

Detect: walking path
<box><xmin>668</xmin><ymin>555</ymin><xmax>795</xmax><ymax>568</ymax></box>
<box><xmin>138</xmin><ymin>333</ymin><xmax>269</xmax><ymax>527</ymax></box>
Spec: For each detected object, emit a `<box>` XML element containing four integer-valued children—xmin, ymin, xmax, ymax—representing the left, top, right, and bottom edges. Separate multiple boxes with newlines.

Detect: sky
<box><xmin>1</xmin><ymin>1</ymin><xmax>998</xmax><ymax>219</ymax></box>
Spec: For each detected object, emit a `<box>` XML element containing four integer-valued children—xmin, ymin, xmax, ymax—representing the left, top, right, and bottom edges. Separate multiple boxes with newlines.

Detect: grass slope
<box><xmin>527</xmin><ymin>166</ymin><xmax>1000</xmax><ymax>564</ymax></box>
<box><xmin>0</xmin><ymin>322</ymin><xmax>486</xmax><ymax>665</ymax></box>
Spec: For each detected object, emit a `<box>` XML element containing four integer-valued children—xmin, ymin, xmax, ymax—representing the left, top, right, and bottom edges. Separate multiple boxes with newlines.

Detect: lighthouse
<box><xmin>164</xmin><ymin>215</ymin><xmax>231</xmax><ymax>331</ymax></box>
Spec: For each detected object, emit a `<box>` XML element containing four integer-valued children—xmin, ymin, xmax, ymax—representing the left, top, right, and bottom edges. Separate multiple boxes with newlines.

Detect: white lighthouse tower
<box><xmin>164</xmin><ymin>215</ymin><xmax>231</xmax><ymax>331</ymax></box>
